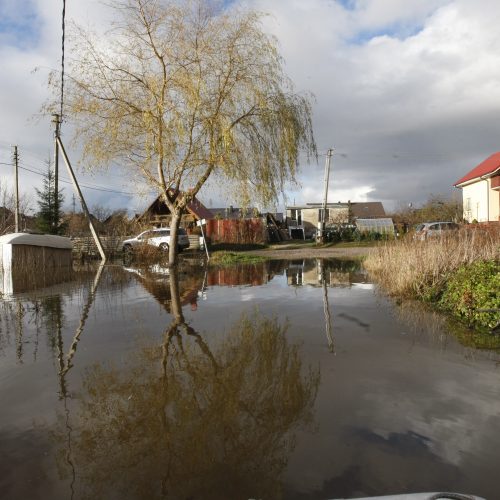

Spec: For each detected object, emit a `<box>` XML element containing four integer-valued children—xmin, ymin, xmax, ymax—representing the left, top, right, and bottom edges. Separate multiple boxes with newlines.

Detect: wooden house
<box><xmin>138</xmin><ymin>194</ymin><xmax>213</xmax><ymax>228</ymax></box>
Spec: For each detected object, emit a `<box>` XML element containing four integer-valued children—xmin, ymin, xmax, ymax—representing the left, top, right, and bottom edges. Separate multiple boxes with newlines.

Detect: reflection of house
<box><xmin>124</xmin><ymin>263</ymin><xmax>205</xmax><ymax>313</ymax></box>
<box><xmin>206</xmin><ymin>265</ymin><xmax>269</xmax><ymax>287</ymax></box>
<box><xmin>454</xmin><ymin>153</ymin><xmax>500</xmax><ymax>223</ymax></box>
<box><xmin>285</xmin><ymin>202</ymin><xmax>386</xmax><ymax>238</ymax></box>
<box><xmin>285</xmin><ymin>259</ymin><xmax>365</xmax><ymax>287</ymax></box>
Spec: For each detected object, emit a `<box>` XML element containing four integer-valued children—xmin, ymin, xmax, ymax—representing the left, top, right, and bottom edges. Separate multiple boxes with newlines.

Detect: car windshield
<box><xmin>415</xmin><ymin>224</ymin><xmax>424</xmax><ymax>232</ymax></box>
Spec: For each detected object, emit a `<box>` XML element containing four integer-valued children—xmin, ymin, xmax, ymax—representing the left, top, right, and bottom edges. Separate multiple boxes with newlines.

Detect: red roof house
<box><xmin>454</xmin><ymin>153</ymin><xmax>500</xmax><ymax>223</ymax></box>
<box><xmin>454</xmin><ymin>152</ymin><xmax>500</xmax><ymax>187</ymax></box>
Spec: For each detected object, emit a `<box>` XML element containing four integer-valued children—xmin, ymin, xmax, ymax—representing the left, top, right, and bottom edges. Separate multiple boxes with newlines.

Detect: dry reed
<box><xmin>364</xmin><ymin>229</ymin><xmax>500</xmax><ymax>299</ymax></box>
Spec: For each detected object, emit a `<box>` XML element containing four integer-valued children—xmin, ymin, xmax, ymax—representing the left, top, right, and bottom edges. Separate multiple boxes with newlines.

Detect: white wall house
<box><xmin>454</xmin><ymin>153</ymin><xmax>500</xmax><ymax>223</ymax></box>
<box><xmin>285</xmin><ymin>202</ymin><xmax>387</xmax><ymax>238</ymax></box>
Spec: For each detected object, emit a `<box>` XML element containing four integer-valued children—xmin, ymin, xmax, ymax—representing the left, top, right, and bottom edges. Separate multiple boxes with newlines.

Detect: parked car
<box><xmin>122</xmin><ymin>228</ymin><xmax>190</xmax><ymax>253</ymax></box>
<box><xmin>413</xmin><ymin>222</ymin><xmax>460</xmax><ymax>240</ymax></box>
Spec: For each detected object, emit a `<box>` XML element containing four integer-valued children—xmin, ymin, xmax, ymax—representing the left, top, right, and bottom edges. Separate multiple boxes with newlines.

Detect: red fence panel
<box><xmin>205</xmin><ymin>218</ymin><xmax>265</xmax><ymax>244</ymax></box>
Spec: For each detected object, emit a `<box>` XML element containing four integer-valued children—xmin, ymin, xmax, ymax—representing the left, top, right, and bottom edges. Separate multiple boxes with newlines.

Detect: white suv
<box><xmin>414</xmin><ymin>222</ymin><xmax>459</xmax><ymax>241</ymax></box>
<box><xmin>122</xmin><ymin>228</ymin><xmax>190</xmax><ymax>253</ymax></box>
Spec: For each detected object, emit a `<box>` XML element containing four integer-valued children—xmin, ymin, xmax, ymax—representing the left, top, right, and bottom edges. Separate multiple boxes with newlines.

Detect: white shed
<box><xmin>0</xmin><ymin>233</ymin><xmax>73</xmax><ymax>294</ymax></box>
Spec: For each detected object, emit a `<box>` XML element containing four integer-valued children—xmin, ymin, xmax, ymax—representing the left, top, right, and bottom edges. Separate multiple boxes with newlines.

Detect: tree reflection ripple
<box><xmin>53</xmin><ymin>267</ymin><xmax>320</xmax><ymax>500</ymax></box>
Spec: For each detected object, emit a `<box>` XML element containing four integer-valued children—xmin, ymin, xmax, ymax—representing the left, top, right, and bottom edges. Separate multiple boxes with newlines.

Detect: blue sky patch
<box><xmin>336</xmin><ymin>0</ymin><xmax>356</xmax><ymax>11</ymax></box>
<box><xmin>0</xmin><ymin>4</ymin><xmax>40</xmax><ymax>50</ymax></box>
<box><xmin>349</xmin><ymin>21</ymin><xmax>424</xmax><ymax>45</ymax></box>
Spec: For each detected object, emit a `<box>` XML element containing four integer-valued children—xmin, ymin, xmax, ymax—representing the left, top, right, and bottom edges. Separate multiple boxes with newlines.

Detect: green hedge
<box><xmin>437</xmin><ymin>260</ymin><xmax>499</xmax><ymax>330</ymax></box>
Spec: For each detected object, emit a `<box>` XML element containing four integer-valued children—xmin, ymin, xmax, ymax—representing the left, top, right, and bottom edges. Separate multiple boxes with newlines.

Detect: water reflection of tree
<box><xmin>55</xmin><ymin>267</ymin><xmax>320</xmax><ymax>500</ymax></box>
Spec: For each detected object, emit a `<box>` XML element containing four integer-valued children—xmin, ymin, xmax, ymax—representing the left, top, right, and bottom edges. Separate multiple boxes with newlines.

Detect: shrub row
<box><xmin>364</xmin><ymin>229</ymin><xmax>500</xmax><ymax>330</ymax></box>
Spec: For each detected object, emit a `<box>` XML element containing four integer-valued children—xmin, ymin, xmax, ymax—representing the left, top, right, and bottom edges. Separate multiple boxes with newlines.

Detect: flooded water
<box><xmin>0</xmin><ymin>258</ymin><xmax>499</xmax><ymax>500</ymax></box>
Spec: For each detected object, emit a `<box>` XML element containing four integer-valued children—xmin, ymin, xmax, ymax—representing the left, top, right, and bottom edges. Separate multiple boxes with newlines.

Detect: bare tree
<box><xmin>58</xmin><ymin>0</ymin><xmax>316</xmax><ymax>265</ymax></box>
<box><xmin>0</xmin><ymin>178</ymin><xmax>32</xmax><ymax>235</ymax></box>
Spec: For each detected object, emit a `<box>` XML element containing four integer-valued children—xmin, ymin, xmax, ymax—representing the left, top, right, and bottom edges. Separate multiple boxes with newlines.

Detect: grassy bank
<box><xmin>364</xmin><ymin>230</ymin><xmax>499</xmax><ymax>330</ymax></box>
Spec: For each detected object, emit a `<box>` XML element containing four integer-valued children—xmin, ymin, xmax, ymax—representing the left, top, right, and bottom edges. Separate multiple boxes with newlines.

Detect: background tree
<box><xmin>35</xmin><ymin>161</ymin><xmax>65</xmax><ymax>235</ymax></box>
<box><xmin>62</xmin><ymin>0</ymin><xmax>316</xmax><ymax>265</ymax></box>
<box><xmin>0</xmin><ymin>178</ymin><xmax>33</xmax><ymax>234</ymax></box>
<box><xmin>392</xmin><ymin>193</ymin><xmax>463</xmax><ymax>229</ymax></box>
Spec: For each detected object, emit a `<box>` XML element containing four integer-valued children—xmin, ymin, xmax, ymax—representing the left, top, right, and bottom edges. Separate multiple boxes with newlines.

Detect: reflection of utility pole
<box><xmin>319</xmin><ymin>149</ymin><xmax>334</xmax><ymax>244</ymax></box>
<box><xmin>59</xmin><ymin>262</ymin><xmax>105</xmax><ymax>381</ymax></box>
<box><xmin>320</xmin><ymin>261</ymin><xmax>335</xmax><ymax>353</ymax></box>
<box><xmin>16</xmin><ymin>301</ymin><xmax>24</xmax><ymax>362</ymax></box>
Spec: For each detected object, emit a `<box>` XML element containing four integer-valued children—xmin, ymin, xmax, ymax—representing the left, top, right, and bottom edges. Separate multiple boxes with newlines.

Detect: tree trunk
<box><xmin>168</xmin><ymin>209</ymin><xmax>182</xmax><ymax>267</ymax></box>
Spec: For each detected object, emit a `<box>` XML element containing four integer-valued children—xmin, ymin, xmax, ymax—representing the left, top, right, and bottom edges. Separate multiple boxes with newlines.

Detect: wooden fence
<box><xmin>71</xmin><ymin>236</ymin><xmax>125</xmax><ymax>258</ymax></box>
<box><xmin>205</xmin><ymin>218</ymin><xmax>265</xmax><ymax>245</ymax></box>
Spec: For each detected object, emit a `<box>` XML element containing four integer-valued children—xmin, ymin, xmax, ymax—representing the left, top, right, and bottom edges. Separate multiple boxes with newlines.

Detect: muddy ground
<box><xmin>244</xmin><ymin>243</ymin><xmax>375</xmax><ymax>260</ymax></box>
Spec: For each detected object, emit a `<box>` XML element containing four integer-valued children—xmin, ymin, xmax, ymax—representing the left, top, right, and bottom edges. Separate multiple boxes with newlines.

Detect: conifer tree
<box><xmin>35</xmin><ymin>161</ymin><xmax>65</xmax><ymax>235</ymax></box>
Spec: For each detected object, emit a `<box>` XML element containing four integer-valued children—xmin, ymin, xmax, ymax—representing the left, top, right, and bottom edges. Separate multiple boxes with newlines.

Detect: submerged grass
<box><xmin>364</xmin><ymin>229</ymin><xmax>500</xmax><ymax>330</ymax></box>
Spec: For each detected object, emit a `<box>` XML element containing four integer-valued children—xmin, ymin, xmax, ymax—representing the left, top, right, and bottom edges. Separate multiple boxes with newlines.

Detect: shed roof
<box><xmin>454</xmin><ymin>152</ymin><xmax>500</xmax><ymax>186</ymax></box>
<box><xmin>0</xmin><ymin>232</ymin><xmax>73</xmax><ymax>249</ymax></box>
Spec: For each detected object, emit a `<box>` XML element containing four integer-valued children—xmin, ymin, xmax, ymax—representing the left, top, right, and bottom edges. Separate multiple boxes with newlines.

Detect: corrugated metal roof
<box><xmin>454</xmin><ymin>152</ymin><xmax>500</xmax><ymax>186</ymax></box>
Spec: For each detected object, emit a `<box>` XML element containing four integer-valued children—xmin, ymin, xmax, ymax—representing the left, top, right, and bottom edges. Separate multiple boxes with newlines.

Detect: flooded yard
<box><xmin>1</xmin><ymin>258</ymin><xmax>499</xmax><ymax>499</ymax></box>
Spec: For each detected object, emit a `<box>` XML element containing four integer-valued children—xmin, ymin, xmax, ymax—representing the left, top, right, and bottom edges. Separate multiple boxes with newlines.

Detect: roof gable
<box><xmin>455</xmin><ymin>152</ymin><xmax>500</xmax><ymax>186</ymax></box>
<box><xmin>140</xmin><ymin>193</ymin><xmax>212</xmax><ymax>221</ymax></box>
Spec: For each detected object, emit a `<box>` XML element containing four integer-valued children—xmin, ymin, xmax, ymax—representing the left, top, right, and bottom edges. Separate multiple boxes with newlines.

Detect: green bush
<box><xmin>439</xmin><ymin>260</ymin><xmax>500</xmax><ymax>330</ymax></box>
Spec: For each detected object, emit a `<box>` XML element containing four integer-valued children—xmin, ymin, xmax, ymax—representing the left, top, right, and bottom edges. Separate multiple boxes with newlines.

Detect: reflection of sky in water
<box><xmin>0</xmin><ymin>259</ymin><xmax>498</xmax><ymax>499</ymax></box>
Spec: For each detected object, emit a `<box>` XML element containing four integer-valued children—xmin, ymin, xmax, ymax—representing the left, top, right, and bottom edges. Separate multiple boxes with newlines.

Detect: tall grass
<box><xmin>364</xmin><ymin>229</ymin><xmax>500</xmax><ymax>299</ymax></box>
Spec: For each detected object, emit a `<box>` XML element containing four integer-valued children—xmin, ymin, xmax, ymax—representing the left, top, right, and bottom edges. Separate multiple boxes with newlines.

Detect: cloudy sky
<box><xmin>1</xmin><ymin>0</ymin><xmax>500</xmax><ymax>214</ymax></box>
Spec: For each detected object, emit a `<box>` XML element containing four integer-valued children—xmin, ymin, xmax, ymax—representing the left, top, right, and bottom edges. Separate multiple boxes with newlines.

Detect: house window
<box><xmin>465</xmin><ymin>198</ymin><xmax>471</xmax><ymax>211</ymax></box>
<box><xmin>318</xmin><ymin>208</ymin><xmax>329</xmax><ymax>223</ymax></box>
<box><xmin>290</xmin><ymin>209</ymin><xmax>302</xmax><ymax>225</ymax></box>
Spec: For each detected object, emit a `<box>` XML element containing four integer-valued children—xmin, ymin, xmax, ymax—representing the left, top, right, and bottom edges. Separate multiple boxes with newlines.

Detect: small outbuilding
<box><xmin>0</xmin><ymin>233</ymin><xmax>73</xmax><ymax>294</ymax></box>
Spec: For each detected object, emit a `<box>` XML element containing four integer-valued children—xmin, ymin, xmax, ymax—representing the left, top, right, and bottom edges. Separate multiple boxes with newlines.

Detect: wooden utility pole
<box><xmin>13</xmin><ymin>145</ymin><xmax>20</xmax><ymax>233</ymax></box>
<box><xmin>319</xmin><ymin>148</ymin><xmax>334</xmax><ymax>244</ymax></box>
<box><xmin>56</xmin><ymin>137</ymin><xmax>107</xmax><ymax>262</ymax></box>
<box><xmin>52</xmin><ymin>114</ymin><xmax>61</xmax><ymax>231</ymax></box>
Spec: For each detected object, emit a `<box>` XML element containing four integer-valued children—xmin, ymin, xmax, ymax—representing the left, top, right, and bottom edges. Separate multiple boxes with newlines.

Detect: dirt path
<box><xmin>244</xmin><ymin>244</ymin><xmax>375</xmax><ymax>260</ymax></box>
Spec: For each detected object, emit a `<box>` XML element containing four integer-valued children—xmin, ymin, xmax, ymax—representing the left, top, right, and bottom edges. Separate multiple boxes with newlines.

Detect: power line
<box><xmin>24</xmin><ymin>161</ymin><xmax>136</xmax><ymax>194</ymax></box>
<box><xmin>0</xmin><ymin>145</ymin><xmax>148</xmax><ymax>195</ymax></box>
<box><xmin>1</xmin><ymin>162</ymin><xmax>139</xmax><ymax>196</ymax></box>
